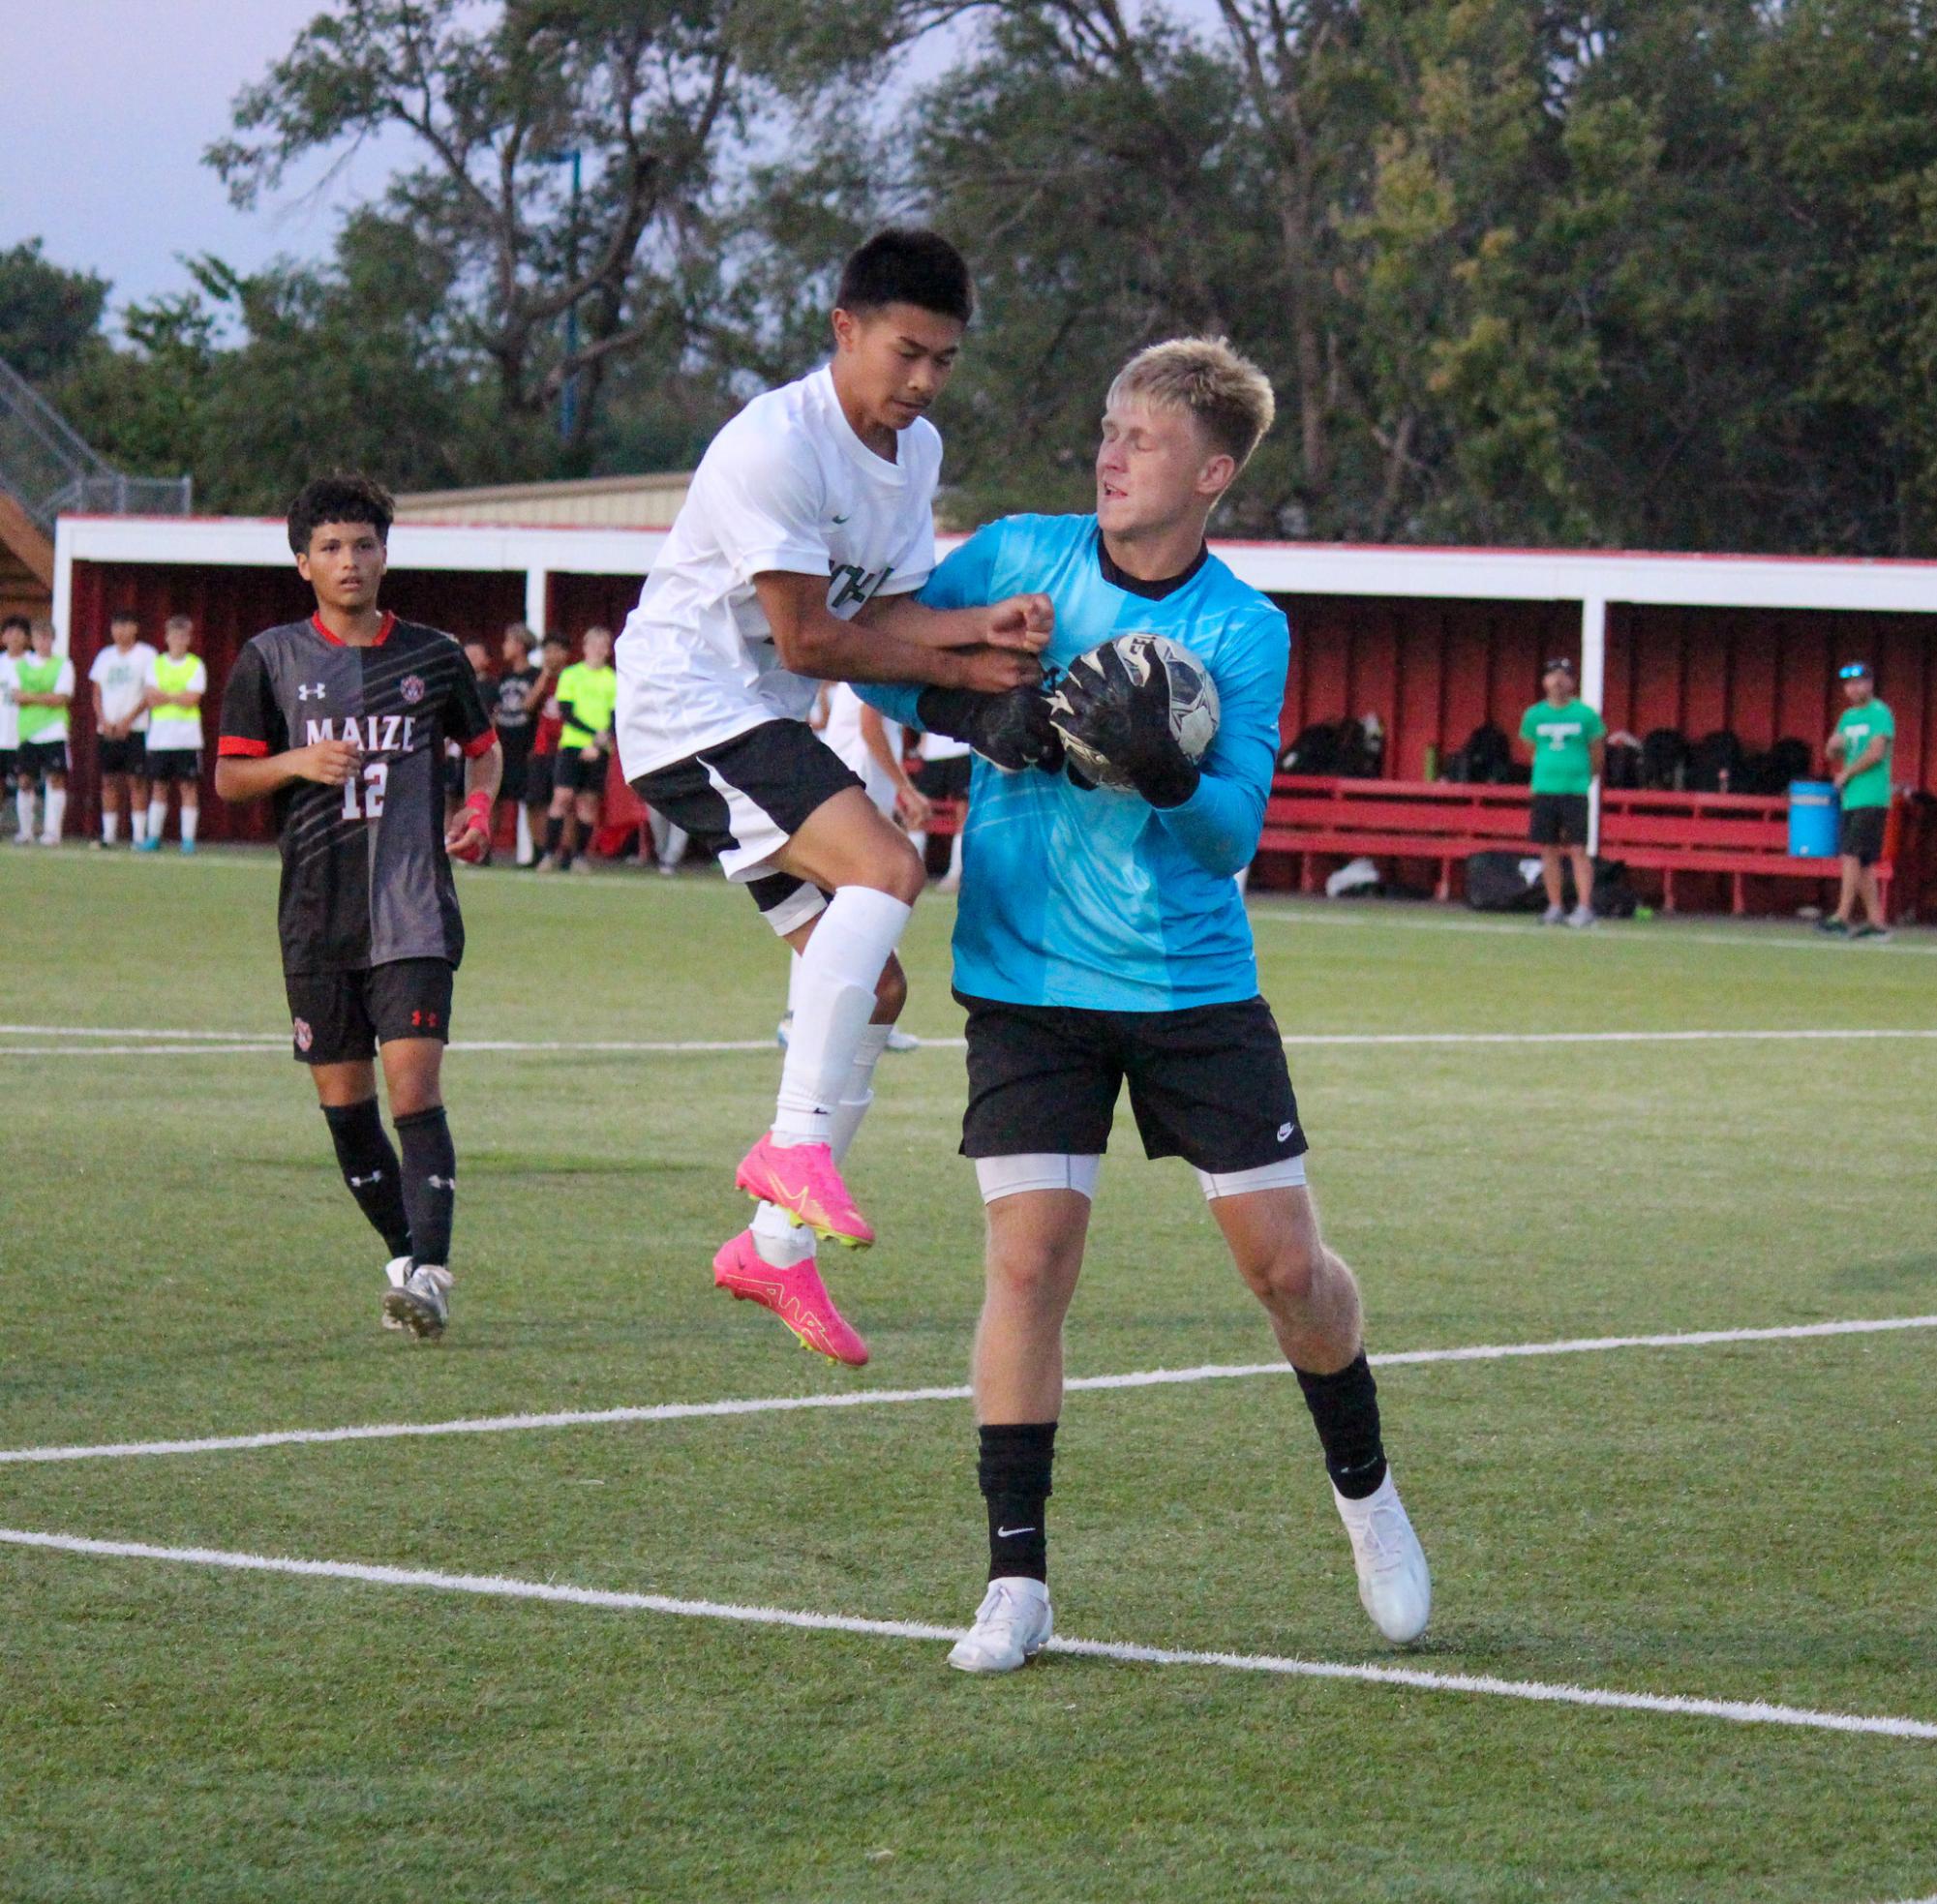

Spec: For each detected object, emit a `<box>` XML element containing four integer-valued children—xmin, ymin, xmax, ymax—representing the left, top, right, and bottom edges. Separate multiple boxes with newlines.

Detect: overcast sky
<box><xmin>7</xmin><ymin>0</ymin><xmax>423</xmax><ymax>324</ymax></box>
<box><xmin>9</xmin><ymin>3</ymin><xmax>1205</xmax><ymax>329</ymax></box>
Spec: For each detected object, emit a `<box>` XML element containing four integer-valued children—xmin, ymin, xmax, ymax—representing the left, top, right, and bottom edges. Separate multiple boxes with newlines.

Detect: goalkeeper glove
<box><xmin>1050</xmin><ymin>643</ymin><xmax>1199</xmax><ymax>807</ymax></box>
<box><xmin>916</xmin><ymin>685</ymin><xmax>1065</xmax><ymax>774</ymax></box>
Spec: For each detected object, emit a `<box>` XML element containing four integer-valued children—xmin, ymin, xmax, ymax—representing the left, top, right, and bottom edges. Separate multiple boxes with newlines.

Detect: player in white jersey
<box><xmin>89</xmin><ymin>611</ymin><xmax>157</xmax><ymax>847</ymax></box>
<box><xmin>617</xmin><ymin>229</ymin><xmax>1050</xmax><ymax>1367</ymax></box>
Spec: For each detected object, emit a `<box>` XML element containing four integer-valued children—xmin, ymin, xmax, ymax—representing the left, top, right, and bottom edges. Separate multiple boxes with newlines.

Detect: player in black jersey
<box><xmin>216</xmin><ymin>475</ymin><xmax>501</xmax><ymax>1339</ymax></box>
<box><xmin>492</xmin><ymin>622</ymin><xmax>543</xmax><ymax>863</ymax></box>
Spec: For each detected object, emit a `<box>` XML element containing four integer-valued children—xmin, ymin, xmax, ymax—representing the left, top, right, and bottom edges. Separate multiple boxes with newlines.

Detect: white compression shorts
<box><xmin>974</xmin><ymin>1152</ymin><xmax>1308</xmax><ymax>1206</ymax></box>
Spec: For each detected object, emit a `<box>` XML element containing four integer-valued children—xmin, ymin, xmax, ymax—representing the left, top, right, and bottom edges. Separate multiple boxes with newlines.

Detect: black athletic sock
<box><xmin>321</xmin><ymin>1098</ymin><xmax>411</xmax><ymax>1258</ymax></box>
<box><xmin>1295</xmin><ymin>1352</ymin><xmax>1387</xmax><ymax>1499</ymax></box>
<box><xmin>543</xmin><ymin>815</ymin><xmax>564</xmax><ymax>861</ymax></box>
<box><xmin>979</xmin><ymin>1421</ymin><xmax>1056</xmax><ymax>1583</ymax></box>
<box><xmin>394</xmin><ymin>1105</ymin><xmax>456</xmax><ymax>1269</ymax></box>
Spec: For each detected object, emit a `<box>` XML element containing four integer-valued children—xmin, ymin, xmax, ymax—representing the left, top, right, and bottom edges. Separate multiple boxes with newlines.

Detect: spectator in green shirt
<box><xmin>1518</xmin><ymin>658</ymin><xmax>1606</xmax><ymax>928</ymax></box>
<box><xmin>1819</xmin><ymin>661</ymin><xmax>1894</xmax><ymax>941</ymax></box>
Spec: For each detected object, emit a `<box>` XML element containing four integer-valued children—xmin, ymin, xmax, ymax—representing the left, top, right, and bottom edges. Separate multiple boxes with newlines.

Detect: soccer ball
<box><xmin>1050</xmin><ymin>633</ymin><xmax>1221</xmax><ymax>792</ymax></box>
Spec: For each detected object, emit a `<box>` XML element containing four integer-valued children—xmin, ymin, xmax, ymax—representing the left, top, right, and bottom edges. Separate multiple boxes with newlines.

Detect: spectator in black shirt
<box><xmin>493</xmin><ymin>621</ymin><xmax>543</xmax><ymax>865</ymax></box>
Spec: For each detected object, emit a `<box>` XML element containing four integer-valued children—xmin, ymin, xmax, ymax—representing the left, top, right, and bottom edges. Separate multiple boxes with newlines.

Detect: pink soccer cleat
<box><xmin>711</xmin><ymin>1230</ymin><xmax>870</xmax><ymax>1368</ymax></box>
<box><xmin>735</xmin><ymin>1133</ymin><xmax>875</xmax><ymax>1250</ymax></box>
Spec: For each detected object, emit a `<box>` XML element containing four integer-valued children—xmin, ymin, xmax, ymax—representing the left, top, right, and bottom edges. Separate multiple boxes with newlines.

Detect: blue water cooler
<box><xmin>1787</xmin><ymin>781</ymin><xmax>1839</xmax><ymax>858</ymax></box>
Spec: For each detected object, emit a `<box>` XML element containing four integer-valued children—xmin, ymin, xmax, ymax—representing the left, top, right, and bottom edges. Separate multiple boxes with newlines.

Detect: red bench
<box><xmin>1257</xmin><ymin>775</ymin><xmax>1900</xmax><ymax>917</ymax></box>
<box><xmin>1598</xmin><ymin>789</ymin><xmax>1896</xmax><ymax>917</ymax></box>
<box><xmin>1256</xmin><ymin>777</ymin><xmax>1537</xmax><ymax>901</ymax></box>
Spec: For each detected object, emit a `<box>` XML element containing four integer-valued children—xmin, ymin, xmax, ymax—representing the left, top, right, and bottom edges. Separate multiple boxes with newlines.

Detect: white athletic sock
<box><xmin>102</xmin><ymin>810</ymin><xmax>118</xmax><ymax>844</ymax></box>
<box><xmin>131</xmin><ymin>804</ymin><xmax>148</xmax><ymax>845</ymax></box>
<box><xmin>830</xmin><ymin>1020</ymin><xmax>893</xmax><ymax>1163</ymax></box>
<box><xmin>752</xmin><ymin>1020</ymin><xmax>895</xmax><ymax>1262</ymax></box>
<box><xmin>750</xmin><ymin>1197</ymin><xmax>818</xmax><ymax>1266</ymax></box>
<box><xmin>785</xmin><ymin>949</ymin><xmax>804</xmax><ymax>1021</ymax></box>
<box><xmin>44</xmin><ymin>789</ymin><xmax>66</xmax><ymax>841</ymax></box>
<box><xmin>771</xmin><ymin>887</ymin><xmax>911</xmax><ymax>1147</ymax></box>
<box><xmin>147</xmin><ymin>799</ymin><xmax>166</xmax><ymax>841</ymax></box>
<box><xmin>179</xmin><ymin>806</ymin><xmax>197</xmax><ymax>845</ymax></box>
<box><xmin>515</xmin><ymin>804</ymin><xmax>534</xmax><ymax>865</ymax></box>
<box><xmin>17</xmin><ymin>790</ymin><xmax>35</xmax><ymax>837</ymax></box>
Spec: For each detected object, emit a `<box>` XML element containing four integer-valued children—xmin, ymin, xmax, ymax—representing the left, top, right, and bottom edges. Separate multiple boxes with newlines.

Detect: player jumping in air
<box><xmin>615</xmin><ymin>228</ymin><xmax>1049</xmax><ymax>1367</ymax></box>
<box><xmin>215</xmin><ymin>475</ymin><xmax>501</xmax><ymax>1340</ymax></box>
<box><xmin>860</xmin><ymin>338</ymin><xmax>1432</xmax><ymax>1670</ymax></box>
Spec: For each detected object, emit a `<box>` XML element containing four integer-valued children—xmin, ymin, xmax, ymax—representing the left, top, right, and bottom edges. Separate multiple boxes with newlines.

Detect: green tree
<box><xmin>208</xmin><ymin>0</ymin><xmax>909</xmax><ymax>466</ymax></box>
<box><xmin>0</xmin><ymin>240</ymin><xmax>110</xmax><ymax>383</ymax></box>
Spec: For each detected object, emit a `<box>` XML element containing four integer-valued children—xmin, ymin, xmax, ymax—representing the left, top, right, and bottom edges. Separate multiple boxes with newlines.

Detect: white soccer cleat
<box><xmin>383</xmin><ymin>1263</ymin><xmax>453</xmax><ymax>1340</ymax></box>
<box><xmin>885</xmin><ymin>1027</ymin><xmax>920</xmax><ymax>1054</ymax></box>
<box><xmin>1566</xmin><ymin>904</ymin><xmax>1596</xmax><ymax>929</ymax></box>
<box><xmin>1540</xmin><ymin>902</ymin><xmax>1566</xmax><ymax>925</ymax></box>
<box><xmin>379</xmin><ymin>1254</ymin><xmax>413</xmax><ymax>1331</ymax></box>
<box><xmin>948</xmin><ymin>1577</ymin><xmax>1053</xmax><ymax>1675</ymax></box>
<box><xmin>1334</xmin><ymin>1472</ymin><xmax>1431</xmax><ymax>1645</ymax></box>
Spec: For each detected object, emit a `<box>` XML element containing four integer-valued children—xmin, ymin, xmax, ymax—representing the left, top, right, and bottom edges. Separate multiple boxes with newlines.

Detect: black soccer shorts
<box><xmin>1528</xmin><ymin>793</ymin><xmax>1590</xmax><ymax>846</ymax></box>
<box><xmin>98</xmin><ymin>735</ymin><xmax>147</xmax><ymax>776</ymax></box>
<box><xmin>555</xmin><ymin>746</ymin><xmax>612</xmax><ymax>796</ymax></box>
<box><xmin>956</xmin><ymin>990</ymin><xmax>1309</xmax><ymax>1175</ymax></box>
<box><xmin>629</xmin><ymin>719</ymin><xmax>863</xmax><ymax>935</ymax></box>
<box><xmin>1839</xmin><ymin>805</ymin><xmax>1888</xmax><ymax>867</ymax></box>
<box><xmin>18</xmin><ymin>739</ymin><xmax>70</xmax><ymax>782</ymax></box>
<box><xmin>144</xmin><ymin>747</ymin><xmax>200</xmax><ymax>784</ymax></box>
<box><xmin>285</xmin><ymin>959</ymin><xmax>455</xmax><ymax>1066</ymax></box>
<box><xmin>497</xmin><ymin>734</ymin><xmax>532</xmax><ymax>803</ymax></box>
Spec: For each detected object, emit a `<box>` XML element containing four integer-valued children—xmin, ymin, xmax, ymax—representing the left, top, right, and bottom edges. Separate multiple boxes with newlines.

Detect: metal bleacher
<box><xmin>0</xmin><ymin>355</ymin><xmax>191</xmax><ymax>534</ymax></box>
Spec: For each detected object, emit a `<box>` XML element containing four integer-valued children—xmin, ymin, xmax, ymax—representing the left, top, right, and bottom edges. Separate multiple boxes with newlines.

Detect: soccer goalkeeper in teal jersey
<box><xmin>863</xmin><ymin>338</ymin><xmax>1431</xmax><ymax>1673</ymax></box>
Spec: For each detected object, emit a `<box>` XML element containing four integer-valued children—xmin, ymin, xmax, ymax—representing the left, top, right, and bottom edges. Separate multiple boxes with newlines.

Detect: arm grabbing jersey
<box><xmin>859</xmin><ymin>514</ymin><xmax>1290</xmax><ymax>1012</ymax></box>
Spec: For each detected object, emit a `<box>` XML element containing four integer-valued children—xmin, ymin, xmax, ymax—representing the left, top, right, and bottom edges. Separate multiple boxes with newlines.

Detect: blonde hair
<box><xmin>1106</xmin><ymin>336</ymin><xmax>1277</xmax><ymax>471</ymax></box>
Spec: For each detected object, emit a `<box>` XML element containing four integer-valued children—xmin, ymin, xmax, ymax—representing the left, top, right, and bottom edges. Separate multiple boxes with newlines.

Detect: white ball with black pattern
<box><xmin>1048</xmin><ymin>632</ymin><xmax>1221</xmax><ymax>792</ymax></box>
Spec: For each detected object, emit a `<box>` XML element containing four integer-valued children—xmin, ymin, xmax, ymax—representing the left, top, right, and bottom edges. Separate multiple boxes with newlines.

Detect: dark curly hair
<box><xmin>288</xmin><ymin>474</ymin><xmax>395</xmax><ymax>556</ymax></box>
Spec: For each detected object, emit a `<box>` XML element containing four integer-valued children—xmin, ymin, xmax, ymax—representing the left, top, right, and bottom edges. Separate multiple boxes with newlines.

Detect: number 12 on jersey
<box><xmin>342</xmin><ymin>760</ymin><xmax>388</xmax><ymax>820</ymax></box>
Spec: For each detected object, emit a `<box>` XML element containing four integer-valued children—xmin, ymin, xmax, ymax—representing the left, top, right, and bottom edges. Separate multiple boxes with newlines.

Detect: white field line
<box><xmin>0</xmin><ymin>1024</ymin><xmax>278</xmax><ymax>1041</ymax></box>
<box><xmin>4</xmin><ymin>1022</ymin><xmax>1937</xmax><ymax>1060</ymax></box>
<box><xmin>0</xmin><ymin>1526</ymin><xmax>1930</xmax><ymax>1743</ymax></box>
<box><xmin>1251</xmin><ymin>904</ymin><xmax>1937</xmax><ymax>956</ymax></box>
<box><xmin>2</xmin><ymin>1315</ymin><xmax>1930</xmax><ymax>1470</ymax></box>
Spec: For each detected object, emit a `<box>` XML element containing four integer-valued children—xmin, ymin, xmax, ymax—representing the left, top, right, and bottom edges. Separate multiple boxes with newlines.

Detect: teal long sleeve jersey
<box><xmin>861</xmin><ymin>513</ymin><xmax>1290</xmax><ymax>1012</ymax></box>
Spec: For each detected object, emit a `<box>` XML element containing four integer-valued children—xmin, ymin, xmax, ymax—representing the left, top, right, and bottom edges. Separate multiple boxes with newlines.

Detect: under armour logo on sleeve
<box><xmin>297</xmin><ymin>683</ymin><xmax>326</xmax><ymax>700</ymax></box>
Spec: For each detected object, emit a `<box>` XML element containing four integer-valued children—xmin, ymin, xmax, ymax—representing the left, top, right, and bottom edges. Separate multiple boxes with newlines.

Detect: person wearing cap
<box><xmin>1519</xmin><ymin>658</ymin><xmax>1605</xmax><ymax>927</ymax></box>
<box><xmin>1820</xmin><ymin>663</ymin><xmax>1893</xmax><ymax>940</ymax></box>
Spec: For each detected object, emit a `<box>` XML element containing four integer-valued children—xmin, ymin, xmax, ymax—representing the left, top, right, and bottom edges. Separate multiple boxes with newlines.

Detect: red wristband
<box><xmin>463</xmin><ymin>789</ymin><xmax>492</xmax><ymax>824</ymax></box>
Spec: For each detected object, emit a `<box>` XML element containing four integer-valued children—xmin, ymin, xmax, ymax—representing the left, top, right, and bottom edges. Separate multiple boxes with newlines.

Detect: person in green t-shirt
<box><xmin>1820</xmin><ymin>661</ymin><xmax>1894</xmax><ymax>940</ymax></box>
<box><xmin>537</xmin><ymin>624</ymin><xmax>618</xmax><ymax>874</ymax></box>
<box><xmin>1518</xmin><ymin>657</ymin><xmax>1606</xmax><ymax>928</ymax></box>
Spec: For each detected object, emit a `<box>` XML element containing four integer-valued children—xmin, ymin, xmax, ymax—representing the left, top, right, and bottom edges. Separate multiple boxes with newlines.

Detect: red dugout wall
<box><xmin>1603</xmin><ymin>605</ymin><xmax>1933</xmax><ymax>794</ymax></box>
<box><xmin>66</xmin><ymin>560</ymin><xmax>528</xmax><ymax>840</ymax></box>
<box><xmin>1273</xmin><ymin>595</ymin><xmax>1937</xmax><ymax>795</ymax></box>
<box><xmin>58</xmin><ymin>551</ymin><xmax>1937</xmax><ymax>858</ymax></box>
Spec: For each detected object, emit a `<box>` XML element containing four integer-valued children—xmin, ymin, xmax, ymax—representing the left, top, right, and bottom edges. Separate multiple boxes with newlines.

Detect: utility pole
<box><xmin>562</xmin><ymin>148</ymin><xmax>582</xmax><ymax>446</ymax></box>
<box><xmin>540</xmin><ymin>148</ymin><xmax>585</xmax><ymax>446</ymax></box>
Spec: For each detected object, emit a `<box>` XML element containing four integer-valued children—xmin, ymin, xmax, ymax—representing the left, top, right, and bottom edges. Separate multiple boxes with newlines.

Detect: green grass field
<box><xmin>2</xmin><ymin>848</ymin><xmax>1934</xmax><ymax>1904</ymax></box>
